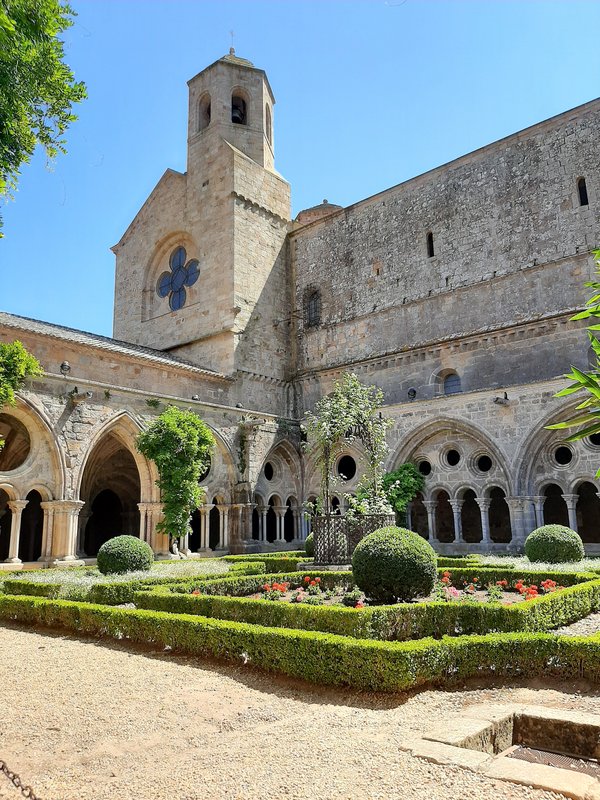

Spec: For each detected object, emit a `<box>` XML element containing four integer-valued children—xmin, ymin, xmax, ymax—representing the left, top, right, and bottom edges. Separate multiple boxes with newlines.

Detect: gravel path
<box><xmin>553</xmin><ymin>612</ymin><xmax>600</xmax><ymax>637</ymax></box>
<box><xmin>0</xmin><ymin>624</ymin><xmax>596</xmax><ymax>800</ymax></box>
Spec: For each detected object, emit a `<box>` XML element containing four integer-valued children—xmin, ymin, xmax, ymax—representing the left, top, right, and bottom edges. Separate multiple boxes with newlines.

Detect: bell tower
<box><xmin>112</xmin><ymin>52</ymin><xmax>291</xmax><ymax>386</ymax></box>
<box><xmin>187</xmin><ymin>48</ymin><xmax>276</xmax><ymax>172</ymax></box>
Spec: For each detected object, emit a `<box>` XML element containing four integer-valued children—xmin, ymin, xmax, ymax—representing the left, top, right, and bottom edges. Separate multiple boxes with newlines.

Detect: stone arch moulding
<box><xmin>0</xmin><ymin>483</ymin><xmax>17</xmax><ymax>501</ymax></box>
<box><xmin>254</xmin><ymin>439</ymin><xmax>303</xmax><ymax>504</ymax></box>
<box><xmin>570</xmin><ymin>475</ymin><xmax>600</xmax><ymax>493</ymax></box>
<box><xmin>302</xmin><ymin>438</ymin><xmax>367</xmax><ymax>500</ymax></box>
<box><xmin>142</xmin><ymin>230</ymin><xmax>200</xmax><ymax>322</ymax></box>
<box><xmin>73</xmin><ymin>411</ymin><xmax>159</xmax><ymax>503</ymax></box>
<box><xmin>0</xmin><ymin>395</ymin><xmax>65</xmax><ymax>500</ymax></box>
<box><xmin>514</xmin><ymin>398</ymin><xmax>592</xmax><ymax>496</ymax></box>
<box><xmin>390</xmin><ymin>416</ymin><xmax>513</xmax><ymax>491</ymax></box>
<box><xmin>200</xmin><ymin>426</ymin><xmax>237</xmax><ymax>504</ymax></box>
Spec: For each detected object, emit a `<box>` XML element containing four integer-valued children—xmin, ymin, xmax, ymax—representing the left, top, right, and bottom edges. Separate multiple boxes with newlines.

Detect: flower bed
<box><xmin>133</xmin><ymin>568</ymin><xmax>600</xmax><ymax>641</ymax></box>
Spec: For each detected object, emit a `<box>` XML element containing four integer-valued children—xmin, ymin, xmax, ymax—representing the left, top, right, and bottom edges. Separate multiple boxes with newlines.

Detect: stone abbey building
<box><xmin>1</xmin><ymin>51</ymin><xmax>599</xmax><ymax>565</ymax></box>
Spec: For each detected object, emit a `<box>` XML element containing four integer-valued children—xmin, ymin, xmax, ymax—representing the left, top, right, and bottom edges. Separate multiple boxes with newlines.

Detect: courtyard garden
<box><xmin>1</xmin><ymin>520</ymin><xmax>600</xmax><ymax>695</ymax></box>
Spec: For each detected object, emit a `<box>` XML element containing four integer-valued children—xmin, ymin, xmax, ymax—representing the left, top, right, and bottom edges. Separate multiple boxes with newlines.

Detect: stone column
<box><xmin>274</xmin><ymin>506</ymin><xmax>286</xmax><ymax>543</ymax></box>
<box><xmin>532</xmin><ymin>496</ymin><xmax>546</xmax><ymax>528</ymax></box>
<box><xmin>506</xmin><ymin>497</ymin><xmax>528</xmax><ymax>548</ymax></box>
<box><xmin>198</xmin><ymin>505</ymin><xmax>211</xmax><ymax>552</ymax></box>
<box><xmin>137</xmin><ymin>502</ymin><xmax>149</xmax><ymax>544</ymax></box>
<box><xmin>50</xmin><ymin>500</ymin><xmax>85</xmax><ymax>564</ymax></box>
<box><xmin>5</xmin><ymin>500</ymin><xmax>28</xmax><ymax>564</ymax></box>
<box><xmin>293</xmin><ymin>509</ymin><xmax>302</xmax><ymax>543</ymax></box>
<box><xmin>520</xmin><ymin>496</ymin><xmax>538</xmax><ymax>537</ymax></box>
<box><xmin>422</xmin><ymin>500</ymin><xmax>437</xmax><ymax>541</ymax></box>
<box><xmin>475</xmin><ymin>497</ymin><xmax>491</xmax><ymax>546</ymax></box>
<box><xmin>39</xmin><ymin>500</ymin><xmax>57</xmax><ymax>561</ymax></box>
<box><xmin>449</xmin><ymin>499</ymin><xmax>464</xmax><ymax>543</ymax></box>
<box><xmin>260</xmin><ymin>509</ymin><xmax>268</xmax><ymax>542</ymax></box>
<box><xmin>145</xmin><ymin>502</ymin><xmax>168</xmax><ymax>557</ymax></box>
<box><xmin>217</xmin><ymin>505</ymin><xmax>229</xmax><ymax>551</ymax></box>
<box><xmin>562</xmin><ymin>494</ymin><xmax>579</xmax><ymax>532</ymax></box>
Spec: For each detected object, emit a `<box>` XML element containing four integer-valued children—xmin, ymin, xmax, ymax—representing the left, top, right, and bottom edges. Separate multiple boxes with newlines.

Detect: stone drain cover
<box><xmin>506</xmin><ymin>745</ymin><xmax>600</xmax><ymax>779</ymax></box>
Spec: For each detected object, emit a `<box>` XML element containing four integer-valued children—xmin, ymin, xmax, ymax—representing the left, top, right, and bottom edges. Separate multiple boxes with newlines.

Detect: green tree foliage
<box><xmin>136</xmin><ymin>406</ymin><xmax>215</xmax><ymax>544</ymax></box>
<box><xmin>0</xmin><ymin>339</ymin><xmax>43</xmax><ymax>448</ymax></box>
<box><xmin>0</xmin><ymin>339</ymin><xmax>43</xmax><ymax>407</ymax></box>
<box><xmin>0</xmin><ymin>0</ymin><xmax>86</xmax><ymax>233</ymax></box>
<box><xmin>382</xmin><ymin>463</ymin><xmax>425</xmax><ymax>515</ymax></box>
<box><xmin>548</xmin><ymin>249</ymin><xmax>600</xmax><ymax>461</ymax></box>
<box><xmin>303</xmin><ymin>372</ymin><xmax>393</xmax><ymax>513</ymax></box>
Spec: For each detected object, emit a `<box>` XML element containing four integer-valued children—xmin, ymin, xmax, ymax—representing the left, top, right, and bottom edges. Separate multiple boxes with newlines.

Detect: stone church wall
<box><xmin>291</xmin><ymin>100</ymin><xmax>600</xmax><ymax>392</ymax></box>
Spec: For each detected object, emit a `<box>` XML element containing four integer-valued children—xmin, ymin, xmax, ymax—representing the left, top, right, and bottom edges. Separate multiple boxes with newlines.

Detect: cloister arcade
<box><xmin>2</xmin><ymin>396</ymin><xmax>600</xmax><ymax>564</ymax></box>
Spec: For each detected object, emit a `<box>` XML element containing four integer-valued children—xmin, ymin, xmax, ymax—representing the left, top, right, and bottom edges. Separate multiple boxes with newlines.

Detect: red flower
<box><xmin>355</xmin><ymin>602</ymin><xmax>364</xmax><ymax>609</ymax></box>
<box><xmin>263</xmin><ymin>584</ymin><xmax>271</xmax><ymax>591</ymax></box>
<box><xmin>304</xmin><ymin>576</ymin><xmax>311</xmax><ymax>584</ymax></box>
<box><xmin>191</xmin><ymin>590</ymin><xmax>201</xmax><ymax>596</ymax></box>
<box><xmin>441</xmin><ymin>576</ymin><xmax>450</xmax><ymax>585</ymax></box>
<box><xmin>443</xmin><ymin>571</ymin><xmax>451</xmax><ymax>578</ymax></box>
<box><xmin>315</xmin><ymin>577</ymin><xmax>321</xmax><ymax>583</ymax></box>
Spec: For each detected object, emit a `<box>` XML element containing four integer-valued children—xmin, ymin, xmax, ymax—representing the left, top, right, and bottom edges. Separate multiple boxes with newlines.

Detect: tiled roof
<box><xmin>0</xmin><ymin>311</ymin><xmax>229</xmax><ymax>380</ymax></box>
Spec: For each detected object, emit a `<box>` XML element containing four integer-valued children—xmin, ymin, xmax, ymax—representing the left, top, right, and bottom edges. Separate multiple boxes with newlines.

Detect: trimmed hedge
<box><xmin>2</xmin><ymin>562</ymin><xmax>265</xmax><ymax>605</ymax></box>
<box><xmin>222</xmin><ymin>552</ymin><xmax>306</xmax><ymax>561</ymax></box>
<box><xmin>221</xmin><ymin>555</ymin><xmax>306</xmax><ymax>573</ymax></box>
<box><xmin>437</xmin><ymin>556</ymin><xmax>481</xmax><ymax>567</ymax></box>
<box><xmin>135</xmin><ymin>574</ymin><xmax>600</xmax><ymax>641</ymax></box>
<box><xmin>97</xmin><ymin>535</ymin><xmax>154</xmax><ymax>575</ymax></box>
<box><xmin>525</xmin><ymin>525</ymin><xmax>585</xmax><ymax>563</ymax></box>
<box><xmin>0</xmin><ymin>593</ymin><xmax>599</xmax><ymax>692</ymax></box>
<box><xmin>353</xmin><ymin>527</ymin><xmax>437</xmax><ymax>602</ymax></box>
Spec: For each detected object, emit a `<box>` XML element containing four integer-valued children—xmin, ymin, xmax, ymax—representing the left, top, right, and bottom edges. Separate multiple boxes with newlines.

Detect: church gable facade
<box><xmin>1</xmin><ymin>52</ymin><xmax>600</xmax><ymax>566</ymax></box>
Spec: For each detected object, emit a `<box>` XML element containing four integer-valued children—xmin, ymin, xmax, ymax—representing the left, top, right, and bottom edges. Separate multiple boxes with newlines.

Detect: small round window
<box><xmin>554</xmin><ymin>446</ymin><xmax>573</xmax><ymax>466</ymax></box>
<box><xmin>264</xmin><ymin>462</ymin><xmax>274</xmax><ymax>481</ymax></box>
<box><xmin>418</xmin><ymin>460</ymin><xmax>432</xmax><ymax>476</ymax></box>
<box><xmin>477</xmin><ymin>455</ymin><xmax>493</xmax><ymax>473</ymax></box>
<box><xmin>446</xmin><ymin>449</ymin><xmax>461</xmax><ymax>467</ymax></box>
<box><xmin>337</xmin><ymin>455</ymin><xmax>357</xmax><ymax>481</ymax></box>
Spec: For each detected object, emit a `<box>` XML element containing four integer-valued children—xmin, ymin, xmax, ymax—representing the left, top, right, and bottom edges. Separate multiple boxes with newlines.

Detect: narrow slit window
<box><xmin>306</xmin><ymin>290</ymin><xmax>321</xmax><ymax>327</ymax></box>
<box><xmin>427</xmin><ymin>232</ymin><xmax>435</xmax><ymax>258</ymax></box>
<box><xmin>578</xmin><ymin>177</ymin><xmax>589</xmax><ymax>207</ymax></box>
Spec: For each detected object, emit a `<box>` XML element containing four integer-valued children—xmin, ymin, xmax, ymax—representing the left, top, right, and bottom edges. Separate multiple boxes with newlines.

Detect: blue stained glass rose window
<box><xmin>156</xmin><ymin>246</ymin><xmax>200</xmax><ymax>311</ymax></box>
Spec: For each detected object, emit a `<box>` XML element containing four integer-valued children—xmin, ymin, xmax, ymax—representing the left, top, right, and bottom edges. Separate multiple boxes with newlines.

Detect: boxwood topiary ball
<box><xmin>304</xmin><ymin>532</ymin><xmax>314</xmax><ymax>557</ymax></box>
<box><xmin>524</xmin><ymin>524</ymin><xmax>584</xmax><ymax>563</ymax></box>
<box><xmin>352</xmin><ymin>526</ymin><xmax>437</xmax><ymax>603</ymax></box>
<box><xmin>97</xmin><ymin>535</ymin><xmax>154</xmax><ymax>575</ymax></box>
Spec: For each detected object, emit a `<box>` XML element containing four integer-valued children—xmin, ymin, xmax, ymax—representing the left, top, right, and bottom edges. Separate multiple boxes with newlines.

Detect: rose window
<box><xmin>156</xmin><ymin>246</ymin><xmax>200</xmax><ymax>311</ymax></box>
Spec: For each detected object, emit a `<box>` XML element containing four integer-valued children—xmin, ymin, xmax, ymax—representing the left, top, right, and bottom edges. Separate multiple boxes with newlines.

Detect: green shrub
<box><xmin>95</xmin><ymin>536</ymin><xmax>153</xmax><ymax>575</ymax></box>
<box><xmin>525</xmin><ymin>525</ymin><xmax>585</xmax><ymax>564</ymax></box>
<box><xmin>1</xmin><ymin>592</ymin><xmax>600</xmax><ymax>693</ymax></box>
<box><xmin>305</xmin><ymin>533</ymin><xmax>314</xmax><ymax>557</ymax></box>
<box><xmin>352</xmin><ymin>526</ymin><xmax>437</xmax><ymax>602</ymax></box>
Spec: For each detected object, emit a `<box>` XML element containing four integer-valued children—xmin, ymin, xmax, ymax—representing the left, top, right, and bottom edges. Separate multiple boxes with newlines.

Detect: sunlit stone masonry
<box><xmin>1</xmin><ymin>50</ymin><xmax>600</xmax><ymax>564</ymax></box>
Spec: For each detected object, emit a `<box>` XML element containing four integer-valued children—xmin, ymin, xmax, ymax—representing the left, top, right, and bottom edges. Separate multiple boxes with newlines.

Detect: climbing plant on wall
<box><xmin>548</xmin><ymin>249</ymin><xmax>600</xmax><ymax>466</ymax></box>
<box><xmin>137</xmin><ymin>405</ymin><xmax>215</xmax><ymax>545</ymax></box>
<box><xmin>0</xmin><ymin>339</ymin><xmax>43</xmax><ymax>449</ymax></box>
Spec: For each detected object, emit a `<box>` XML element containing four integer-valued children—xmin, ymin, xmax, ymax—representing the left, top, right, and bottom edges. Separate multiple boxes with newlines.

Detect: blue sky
<box><xmin>2</xmin><ymin>0</ymin><xmax>599</xmax><ymax>337</ymax></box>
